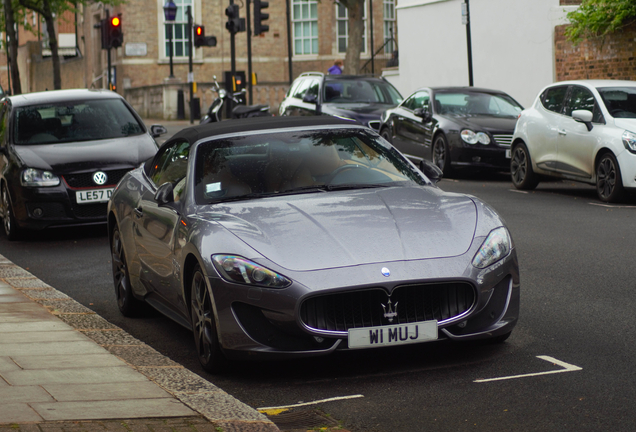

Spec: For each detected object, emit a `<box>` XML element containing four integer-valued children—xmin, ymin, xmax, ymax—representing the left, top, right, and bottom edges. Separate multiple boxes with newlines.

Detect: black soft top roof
<box><xmin>171</xmin><ymin>116</ymin><xmax>360</xmax><ymax>144</ymax></box>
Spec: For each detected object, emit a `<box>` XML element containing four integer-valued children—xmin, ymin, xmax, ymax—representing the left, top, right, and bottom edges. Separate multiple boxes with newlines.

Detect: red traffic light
<box><xmin>196</xmin><ymin>26</ymin><xmax>203</xmax><ymax>36</ymax></box>
<box><xmin>111</xmin><ymin>16</ymin><xmax>120</xmax><ymax>27</ymax></box>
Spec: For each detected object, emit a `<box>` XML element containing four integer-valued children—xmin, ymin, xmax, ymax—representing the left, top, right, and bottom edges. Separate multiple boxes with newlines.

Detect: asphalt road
<box><xmin>2</xmin><ymin>156</ymin><xmax>635</xmax><ymax>431</ymax></box>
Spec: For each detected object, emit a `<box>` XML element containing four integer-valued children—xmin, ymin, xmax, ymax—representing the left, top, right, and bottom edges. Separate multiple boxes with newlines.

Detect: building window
<box><xmin>165</xmin><ymin>0</ymin><xmax>193</xmax><ymax>58</ymax></box>
<box><xmin>292</xmin><ymin>0</ymin><xmax>318</xmax><ymax>55</ymax></box>
<box><xmin>336</xmin><ymin>1</ymin><xmax>366</xmax><ymax>54</ymax></box>
<box><xmin>383</xmin><ymin>0</ymin><xmax>396</xmax><ymax>54</ymax></box>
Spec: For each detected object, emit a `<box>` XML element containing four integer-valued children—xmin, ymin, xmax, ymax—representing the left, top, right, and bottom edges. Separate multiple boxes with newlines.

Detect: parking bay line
<box><xmin>474</xmin><ymin>355</ymin><xmax>582</xmax><ymax>383</ymax></box>
<box><xmin>257</xmin><ymin>394</ymin><xmax>364</xmax><ymax>413</ymax></box>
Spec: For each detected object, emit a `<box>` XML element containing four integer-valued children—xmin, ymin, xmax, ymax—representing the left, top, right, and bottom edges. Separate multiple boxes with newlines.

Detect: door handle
<box><xmin>558</xmin><ymin>129</ymin><xmax>567</xmax><ymax>136</ymax></box>
<box><xmin>134</xmin><ymin>207</ymin><xmax>143</xmax><ymax>218</ymax></box>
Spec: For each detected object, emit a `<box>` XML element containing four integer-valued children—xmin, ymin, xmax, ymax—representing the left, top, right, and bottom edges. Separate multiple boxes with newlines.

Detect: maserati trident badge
<box><xmin>93</xmin><ymin>171</ymin><xmax>108</xmax><ymax>185</ymax></box>
<box><xmin>382</xmin><ymin>299</ymin><xmax>398</xmax><ymax>323</ymax></box>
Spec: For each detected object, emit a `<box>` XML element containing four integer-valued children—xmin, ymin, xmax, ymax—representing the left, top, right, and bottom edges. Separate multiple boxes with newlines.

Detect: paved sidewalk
<box><xmin>0</xmin><ymin>254</ymin><xmax>279</xmax><ymax>432</ymax></box>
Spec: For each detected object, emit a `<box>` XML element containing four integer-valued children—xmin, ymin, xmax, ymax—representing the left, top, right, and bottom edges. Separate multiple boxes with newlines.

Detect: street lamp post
<box><xmin>163</xmin><ymin>1</ymin><xmax>177</xmax><ymax>78</ymax></box>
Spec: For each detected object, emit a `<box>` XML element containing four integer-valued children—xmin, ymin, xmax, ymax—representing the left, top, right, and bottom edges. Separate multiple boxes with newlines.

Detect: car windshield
<box><xmin>597</xmin><ymin>87</ymin><xmax>636</xmax><ymax>118</ymax></box>
<box><xmin>323</xmin><ymin>80</ymin><xmax>402</xmax><ymax>105</ymax></box>
<box><xmin>195</xmin><ymin>128</ymin><xmax>426</xmax><ymax>204</ymax></box>
<box><xmin>434</xmin><ymin>91</ymin><xmax>523</xmax><ymax>118</ymax></box>
<box><xmin>13</xmin><ymin>99</ymin><xmax>144</xmax><ymax>145</ymax></box>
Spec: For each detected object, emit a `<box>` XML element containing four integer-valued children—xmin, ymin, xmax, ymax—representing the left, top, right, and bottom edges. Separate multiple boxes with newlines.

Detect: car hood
<box><xmin>439</xmin><ymin>114</ymin><xmax>518</xmax><ymax>132</ymax></box>
<box><xmin>202</xmin><ymin>186</ymin><xmax>478</xmax><ymax>271</ymax></box>
<box><xmin>613</xmin><ymin>118</ymin><xmax>636</xmax><ymax>131</ymax></box>
<box><xmin>12</xmin><ymin>135</ymin><xmax>157</xmax><ymax>173</ymax></box>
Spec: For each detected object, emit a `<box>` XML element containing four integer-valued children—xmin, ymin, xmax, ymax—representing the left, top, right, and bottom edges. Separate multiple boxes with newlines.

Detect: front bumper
<box><xmin>208</xmin><ymin>248</ymin><xmax>520</xmax><ymax>360</ymax></box>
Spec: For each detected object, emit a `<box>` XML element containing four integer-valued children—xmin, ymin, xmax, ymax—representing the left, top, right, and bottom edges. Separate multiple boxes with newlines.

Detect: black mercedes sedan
<box><xmin>379</xmin><ymin>87</ymin><xmax>523</xmax><ymax>175</ymax></box>
<box><xmin>279</xmin><ymin>72</ymin><xmax>403</xmax><ymax>131</ymax></box>
<box><xmin>0</xmin><ymin>89</ymin><xmax>166</xmax><ymax>240</ymax></box>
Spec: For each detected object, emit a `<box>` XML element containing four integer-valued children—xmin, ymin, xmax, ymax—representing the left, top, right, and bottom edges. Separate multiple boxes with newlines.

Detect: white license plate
<box><xmin>76</xmin><ymin>188</ymin><xmax>114</xmax><ymax>204</ymax></box>
<box><xmin>505</xmin><ymin>149</ymin><xmax>511</xmax><ymax>159</ymax></box>
<box><xmin>348</xmin><ymin>320</ymin><xmax>438</xmax><ymax>349</ymax></box>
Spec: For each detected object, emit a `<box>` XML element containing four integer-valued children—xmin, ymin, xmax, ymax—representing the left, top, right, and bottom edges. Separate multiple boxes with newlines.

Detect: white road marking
<box><xmin>589</xmin><ymin>202</ymin><xmax>636</xmax><ymax>209</ymax></box>
<box><xmin>474</xmin><ymin>355</ymin><xmax>582</xmax><ymax>383</ymax></box>
<box><xmin>257</xmin><ymin>394</ymin><xmax>364</xmax><ymax>411</ymax></box>
<box><xmin>509</xmin><ymin>189</ymin><xmax>529</xmax><ymax>194</ymax></box>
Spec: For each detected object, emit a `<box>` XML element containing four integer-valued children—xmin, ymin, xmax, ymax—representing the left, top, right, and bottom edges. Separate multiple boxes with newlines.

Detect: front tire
<box><xmin>1</xmin><ymin>184</ymin><xmax>21</xmax><ymax>241</ymax></box>
<box><xmin>111</xmin><ymin>225</ymin><xmax>143</xmax><ymax>317</ymax></box>
<box><xmin>510</xmin><ymin>143</ymin><xmax>539</xmax><ymax>190</ymax></box>
<box><xmin>596</xmin><ymin>152</ymin><xmax>624</xmax><ymax>203</ymax></box>
<box><xmin>432</xmin><ymin>134</ymin><xmax>452</xmax><ymax>175</ymax></box>
<box><xmin>191</xmin><ymin>265</ymin><xmax>226</xmax><ymax>373</ymax></box>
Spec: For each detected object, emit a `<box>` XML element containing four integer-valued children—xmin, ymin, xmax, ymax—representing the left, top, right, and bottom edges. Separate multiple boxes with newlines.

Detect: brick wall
<box><xmin>555</xmin><ymin>23</ymin><xmax>636</xmax><ymax>81</ymax></box>
<box><xmin>560</xmin><ymin>0</ymin><xmax>582</xmax><ymax>5</ymax></box>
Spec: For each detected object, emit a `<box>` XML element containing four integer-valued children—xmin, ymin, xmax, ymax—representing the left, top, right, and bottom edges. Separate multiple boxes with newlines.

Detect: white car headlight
<box><xmin>20</xmin><ymin>168</ymin><xmax>60</xmax><ymax>187</ymax></box>
<box><xmin>472</xmin><ymin>227</ymin><xmax>511</xmax><ymax>269</ymax></box>
<box><xmin>461</xmin><ymin>129</ymin><xmax>490</xmax><ymax>145</ymax></box>
<box><xmin>622</xmin><ymin>130</ymin><xmax>636</xmax><ymax>153</ymax></box>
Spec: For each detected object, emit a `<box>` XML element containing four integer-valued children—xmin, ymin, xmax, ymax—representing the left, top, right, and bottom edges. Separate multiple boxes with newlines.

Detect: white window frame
<box><xmin>336</xmin><ymin>1</ymin><xmax>367</xmax><ymax>54</ymax></box>
<box><xmin>161</xmin><ymin>0</ymin><xmax>195</xmax><ymax>59</ymax></box>
<box><xmin>292</xmin><ymin>0</ymin><xmax>319</xmax><ymax>56</ymax></box>
<box><xmin>383</xmin><ymin>0</ymin><xmax>396</xmax><ymax>54</ymax></box>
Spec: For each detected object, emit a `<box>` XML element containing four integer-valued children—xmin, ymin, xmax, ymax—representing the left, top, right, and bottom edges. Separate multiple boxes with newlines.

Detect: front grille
<box><xmin>493</xmin><ymin>134</ymin><xmax>513</xmax><ymax>147</ymax></box>
<box><xmin>63</xmin><ymin>169</ymin><xmax>131</xmax><ymax>189</ymax></box>
<box><xmin>300</xmin><ymin>282</ymin><xmax>475</xmax><ymax>333</ymax></box>
<box><xmin>73</xmin><ymin>203</ymin><xmax>108</xmax><ymax>218</ymax></box>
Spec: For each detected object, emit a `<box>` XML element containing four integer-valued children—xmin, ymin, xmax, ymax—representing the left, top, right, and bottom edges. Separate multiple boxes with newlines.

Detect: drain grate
<box><xmin>267</xmin><ymin>408</ymin><xmax>340</xmax><ymax>429</ymax></box>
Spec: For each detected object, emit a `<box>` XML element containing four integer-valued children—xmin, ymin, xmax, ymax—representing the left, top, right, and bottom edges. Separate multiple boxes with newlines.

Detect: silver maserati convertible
<box><xmin>107</xmin><ymin>116</ymin><xmax>519</xmax><ymax>372</ymax></box>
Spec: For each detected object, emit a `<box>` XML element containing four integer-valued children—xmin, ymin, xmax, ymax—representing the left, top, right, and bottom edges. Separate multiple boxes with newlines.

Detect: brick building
<box><xmin>0</xmin><ymin>0</ymin><xmax>399</xmax><ymax>119</ymax></box>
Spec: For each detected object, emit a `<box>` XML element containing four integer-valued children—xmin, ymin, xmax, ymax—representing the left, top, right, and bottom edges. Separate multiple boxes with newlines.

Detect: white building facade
<box><xmin>386</xmin><ymin>0</ymin><xmax>578</xmax><ymax>107</ymax></box>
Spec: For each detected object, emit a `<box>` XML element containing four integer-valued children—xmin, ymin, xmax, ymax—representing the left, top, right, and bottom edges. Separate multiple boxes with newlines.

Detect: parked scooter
<box><xmin>200</xmin><ymin>76</ymin><xmax>272</xmax><ymax>124</ymax></box>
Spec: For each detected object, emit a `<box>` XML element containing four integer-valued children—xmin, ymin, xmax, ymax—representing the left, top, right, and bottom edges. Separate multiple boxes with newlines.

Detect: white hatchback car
<box><xmin>510</xmin><ymin>80</ymin><xmax>636</xmax><ymax>202</ymax></box>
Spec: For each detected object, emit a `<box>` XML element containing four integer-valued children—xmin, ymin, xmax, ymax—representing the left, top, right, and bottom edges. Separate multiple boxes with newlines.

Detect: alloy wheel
<box><xmin>433</xmin><ymin>138</ymin><xmax>446</xmax><ymax>171</ymax></box>
<box><xmin>2</xmin><ymin>186</ymin><xmax>12</xmax><ymax>237</ymax></box>
<box><xmin>191</xmin><ymin>269</ymin><xmax>216</xmax><ymax>368</ymax></box>
<box><xmin>111</xmin><ymin>229</ymin><xmax>130</xmax><ymax>312</ymax></box>
<box><xmin>511</xmin><ymin>147</ymin><xmax>528</xmax><ymax>185</ymax></box>
<box><xmin>596</xmin><ymin>153</ymin><xmax>623</xmax><ymax>202</ymax></box>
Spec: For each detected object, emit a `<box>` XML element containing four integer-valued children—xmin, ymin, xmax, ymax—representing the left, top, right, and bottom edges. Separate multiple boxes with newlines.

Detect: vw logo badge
<box><xmin>93</xmin><ymin>171</ymin><xmax>108</xmax><ymax>186</ymax></box>
<box><xmin>381</xmin><ymin>267</ymin><xmax>391</xmax><ymax>277</ymax></box>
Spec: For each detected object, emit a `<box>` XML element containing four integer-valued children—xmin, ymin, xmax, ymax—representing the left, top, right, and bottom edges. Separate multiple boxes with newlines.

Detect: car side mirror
<box><xmin>150</xmin><ymin>124</ymin><xmax>168</xmax><ymax>138</ymax></box>
<box><xmin>303</xmin><ymin>93</ymin><xmax>318</xmax><ymax>104</ymax></box>
<box><xmin>419</xmin><ymin>159</ymin><xmax>443</xmax><ymax>184</ymax></box>
<box><xmin>154</xmin><ymin>182</ymin><xmax>175</xmax><ymax>206</ymax></box>
<box><xmin>572</xmin><ymin>109</ymin><xmax>594</xmax><ymax>131</ymax></box>
<box><xmin>414</xmin><ymin>108</ymin><xmax>432</xmax><ymax>122</ymax></box>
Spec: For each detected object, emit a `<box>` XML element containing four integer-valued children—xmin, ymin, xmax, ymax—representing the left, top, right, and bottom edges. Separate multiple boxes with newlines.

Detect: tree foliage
<box><xmin>565</xmin><ymin>0</ymin><xmax>636</xmax><ymax>43</ymax></box>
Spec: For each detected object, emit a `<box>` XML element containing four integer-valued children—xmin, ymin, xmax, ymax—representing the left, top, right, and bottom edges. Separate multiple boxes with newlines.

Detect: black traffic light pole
<box><xmin>247</xmin><ymin>0</ymin><xmax>253</xmax><ymax>105</ymax></box>
<box><xmin>106</xmin><ymin>10</ymin><xmax>112</xmax><ymax>90</ymax></box>
<box><xmin>187</xmin><ymin>6</ymin><xmax>194</xmax><ymax>124</ymax></box>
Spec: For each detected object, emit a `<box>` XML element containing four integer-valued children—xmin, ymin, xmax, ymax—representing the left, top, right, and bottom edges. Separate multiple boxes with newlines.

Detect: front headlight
<box><xmin>472</xmin><ymin>227</ymin><xmax>511</xmax><ymax>269</ymax></box>
<box><xmin>20</xmin><ymin>168</ymin><xmax>60</xmax><ymax>187</ymax></box>
<box><xmin>212</xmin><ymin>255</ymin><xmax>292</xmax><ymax>288</ymax></box>
<box><xmin>461</xmin><ymin>129</ymin><xmax>490</xmax><ymax>145</ymax></box>
<box><xmin>622</xmin><ymin>130</ymin><xmax>636</xmax><ymax>153</ymax></box>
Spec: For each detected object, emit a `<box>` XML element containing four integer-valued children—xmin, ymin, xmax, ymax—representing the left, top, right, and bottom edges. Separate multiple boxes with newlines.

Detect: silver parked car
<box><xmin>108</xmin><ymin>116</ymin><xmax>519</xmax><ymax>372</ymax></box>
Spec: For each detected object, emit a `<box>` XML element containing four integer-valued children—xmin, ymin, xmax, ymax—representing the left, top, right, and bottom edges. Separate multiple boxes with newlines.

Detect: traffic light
<box><xmin>254</xmin><ymin>0</ymin><xmax>269</xmax><ymax>36</ymax></box>
<box><xmin>109</xmin><ymin>14</ymin><xmax>124</xmax><ymax>48</ymax></box>
<box><xmin>194</xmin><ymin>25</ymin><xmax>205</xmax><ymax>47</ymax></box>
<box><xmin>193</xmin><ymin>24</ymin><xmax>217</xmax><ymax>48</ymax></box>
<box><xmin>100</xmin><ymin>18</ymin><xmax>110</xmax><ymax>49</ymax></box>
<box><xmin>225</xmin><ymin>4</ymin><xmax>246</xmax><ymax>35</ymax></box>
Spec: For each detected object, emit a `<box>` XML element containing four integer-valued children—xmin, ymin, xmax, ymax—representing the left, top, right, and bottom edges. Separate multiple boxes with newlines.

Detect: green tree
<box><xmin>566</xmin><ymin>0</ymin><xmax>636</xmax><ymax>43</ymax></box>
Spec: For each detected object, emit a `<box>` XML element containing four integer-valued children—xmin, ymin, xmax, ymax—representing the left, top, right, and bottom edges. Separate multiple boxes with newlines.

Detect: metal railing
<box><xmin>359</xmin><ymin>37</ymin><xmax>398</xmax><ymax>75</ymax></box>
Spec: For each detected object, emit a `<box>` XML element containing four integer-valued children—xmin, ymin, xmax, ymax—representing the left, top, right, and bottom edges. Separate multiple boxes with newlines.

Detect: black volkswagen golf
<box><xmin>0</xmin><ymin>89</ymin><xmax>166</xmax><ymax>240</ymax></box>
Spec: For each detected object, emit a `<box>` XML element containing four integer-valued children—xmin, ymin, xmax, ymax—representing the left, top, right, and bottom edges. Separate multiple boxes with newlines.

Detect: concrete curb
<box><xmin>0</xmin><ymin>254</ymin><xmax>279</xmax><ymax>432</ymax></box>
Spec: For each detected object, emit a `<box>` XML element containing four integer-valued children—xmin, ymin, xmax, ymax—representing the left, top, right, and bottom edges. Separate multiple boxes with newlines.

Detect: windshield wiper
<box><xmin>325</xmin><ymin>183</ymin><xmax>392</xmax><ymax>191</ymax></box>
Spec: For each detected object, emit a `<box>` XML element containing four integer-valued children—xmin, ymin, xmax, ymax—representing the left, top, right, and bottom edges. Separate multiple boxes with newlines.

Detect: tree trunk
<box><xmin>343</xmin><ymin>0</ymin><xmax>364</xmax><ymax>75</ymax></box>
<box><xmin>4</xmin><ymin>0</ymin><xmax>22</xmax><ymax>95</ymax></box>
<box><xmin>43</xmin><ymin>0</ymin><xmax>61</xmax><ymax>89</ymax></box>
